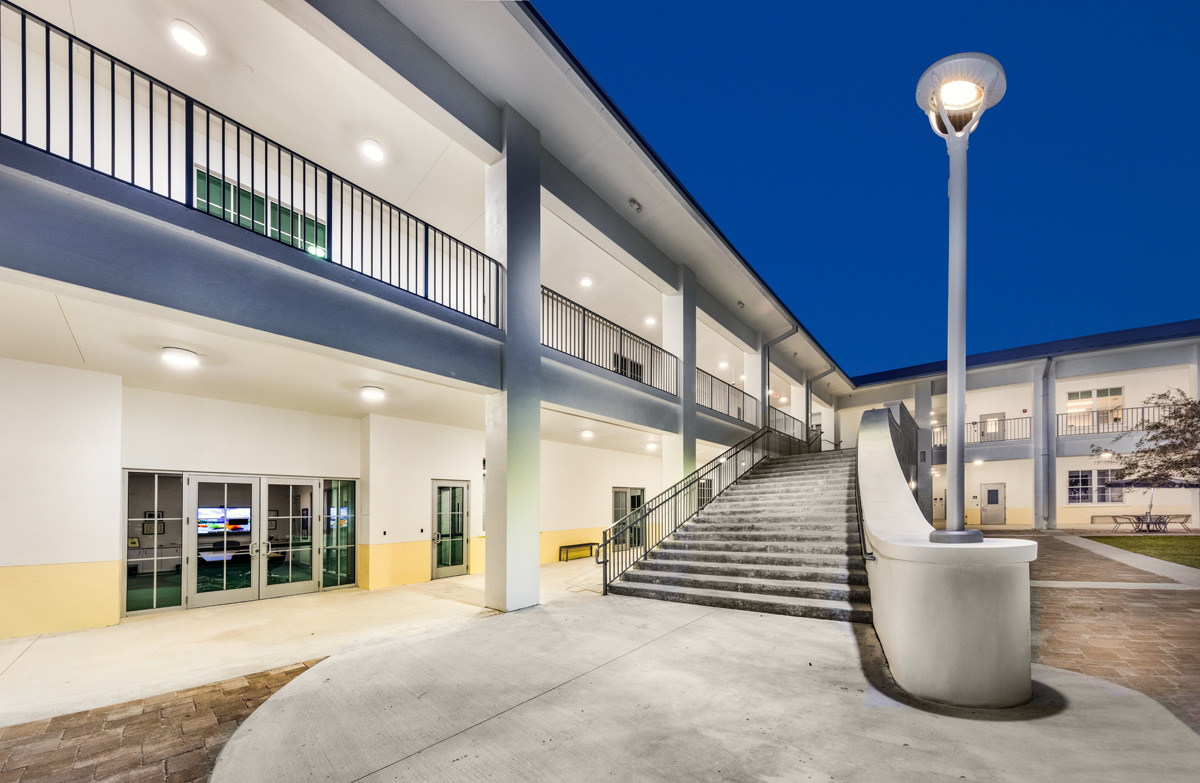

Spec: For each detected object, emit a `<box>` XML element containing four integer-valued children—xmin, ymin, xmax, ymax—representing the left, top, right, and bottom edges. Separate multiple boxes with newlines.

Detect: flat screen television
<box><xmin>197</xmin><ymin>507</ymin><xmax>252</xmax><ymax>535</ymax></box>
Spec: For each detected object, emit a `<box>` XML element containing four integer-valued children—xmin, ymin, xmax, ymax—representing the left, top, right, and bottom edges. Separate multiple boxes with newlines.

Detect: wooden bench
<box><xmin>559</xmin><ymin>543</ymin><xmax>598</xmax><ymax>562</ymax></box>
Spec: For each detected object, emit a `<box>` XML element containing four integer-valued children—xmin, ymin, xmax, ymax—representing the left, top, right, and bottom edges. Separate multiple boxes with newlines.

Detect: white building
<box><xmin>0</xmin><ymin>0</ymin><xmax>1195</xmax><ymax>644</ymax></box>
<box><xmin>837</xmin><ymin>323</ymin><xmax>1200</xmax><ymax>530</ymax></box>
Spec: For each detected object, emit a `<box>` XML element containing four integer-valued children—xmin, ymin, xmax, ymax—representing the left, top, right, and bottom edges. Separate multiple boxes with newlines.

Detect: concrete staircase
<box><xmin>608</xmin><ymin>449</ymin><xmax>872</xmax><ymax>623</ymax></box>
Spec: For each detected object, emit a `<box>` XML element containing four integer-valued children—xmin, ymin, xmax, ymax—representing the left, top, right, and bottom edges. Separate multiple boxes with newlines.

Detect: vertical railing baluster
<box><xmin>183</xmin><ymin>97</ymin><xmax>193</xmax><ymax>209</ymax></box>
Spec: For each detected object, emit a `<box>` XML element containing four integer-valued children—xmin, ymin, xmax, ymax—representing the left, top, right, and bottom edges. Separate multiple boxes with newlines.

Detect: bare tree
<box><xmin>1092</xmin><ymin>389</ymin><xmax>1200</xmax><ymax>485</ymax></box>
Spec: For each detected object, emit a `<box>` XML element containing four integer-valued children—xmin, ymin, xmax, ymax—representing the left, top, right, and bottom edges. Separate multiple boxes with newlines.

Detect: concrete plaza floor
<box><xmin>0</xmin><ymin>560</ymin><xmax>600</xmax><ymax>728</ymax></box>
<box><xmin>211</xmin><ymin>595</ymin><xmax>1200</xmax><ymax>783</ymax></box>
<box><xmin>4</xmin><ymin>534</ymin><xmax>1200</xmax><ymax>782</ymax></box>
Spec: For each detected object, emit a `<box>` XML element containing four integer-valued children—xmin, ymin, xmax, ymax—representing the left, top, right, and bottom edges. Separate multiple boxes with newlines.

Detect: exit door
<box><xmin>432</xmin><ymin>481</ymin><xmax>469</xmax><ymax>578</ymax></box>
<box><xmin>980</xmin><ymin>483</ymin><xmax>1006</xmax><ymax>525</ymax></box>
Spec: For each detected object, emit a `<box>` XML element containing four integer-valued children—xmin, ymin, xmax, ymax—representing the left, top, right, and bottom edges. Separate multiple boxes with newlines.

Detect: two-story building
<box><xmin>832</xmin><ymin>322</ymin><xmax>1200</xmax><ymax>530</ymax></box>
<box><xmin>0</xmin><ymin>0</ymin><xmax>854</xmax><ymax>638</ymax></box>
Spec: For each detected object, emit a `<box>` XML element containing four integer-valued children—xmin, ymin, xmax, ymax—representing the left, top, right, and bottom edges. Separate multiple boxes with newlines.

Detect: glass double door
<box><xmin>187</xmin><ymin>475</ymin><xmax>321</xmax><ymax>608</ymax></box>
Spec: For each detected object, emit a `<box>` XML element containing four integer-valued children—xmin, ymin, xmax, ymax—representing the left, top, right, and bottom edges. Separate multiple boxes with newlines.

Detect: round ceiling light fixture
<box><xmin>361</xmin><ymin>386</ymin><xmax>386</xmax><ymax>401</ymax></box>
<box><xmin>169</xmin><ymin>20</ymin><xmax>207</xmax><ymax>57</ymax></box>
<box><xmin>580</xmin><ymin>429</ymin><xmax>595</xmax><ymax>439</ymax></box>
<box><xmin>644</xmin><ymin>316</ymin><xmax>656</xmax><ymax>326</ymax></box>
<box><xmin>645</xmin><ymin>442</ymin><xmax>657</xmax><ymax>451</ymax></box>
<box><xmin>719</xmin><ymin>361</ymin><xmax>728</xmax><ymax>370</ymax></box>
<box><xmin>973</xmin><ymin>458</ymin><xmax>984</xmax><ymax>465</ymax></box>
<box><xmin>360</xmin><ymin>139</ymin><xmax>385</xmax><ymax>162</ymax></box>
<box><xmin>780</xmin><ymin>397</ymin><xmax>789</xmax><ymax>403</ymax></box>
<box><xmin>579</xmin><ymin>275</ymin><xmax>593</xmax><ymax>287</ymax></box>
<box><xmin>161</xmin><ymin>347</ymin><xmax>200</xmax><ymax>367</ymax></box>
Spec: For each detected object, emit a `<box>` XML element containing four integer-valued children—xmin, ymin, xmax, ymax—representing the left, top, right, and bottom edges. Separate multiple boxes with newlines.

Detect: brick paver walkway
<box><xmin>0</xmin><ymin>660</ymin><xmax>320</xmax><ymax>783</ymax></box>
<box><xmin>986</xmin><ymin>531</ymin><xmax>1200</xmax><ymax>733</ymax></box>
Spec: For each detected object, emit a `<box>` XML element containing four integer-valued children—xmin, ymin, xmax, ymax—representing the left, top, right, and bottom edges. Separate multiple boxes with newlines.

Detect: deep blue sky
<box><xmin>532</xmin><ymin>0</ymin><xmax>1200</xmax><ymax>378</ymax></box>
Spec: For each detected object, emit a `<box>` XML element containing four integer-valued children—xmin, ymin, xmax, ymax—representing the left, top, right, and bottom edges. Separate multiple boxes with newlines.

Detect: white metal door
<box><xmin>980</xmin><ymin>483</ymin><xmax>1006</xmax><ymax>525</ymax></box>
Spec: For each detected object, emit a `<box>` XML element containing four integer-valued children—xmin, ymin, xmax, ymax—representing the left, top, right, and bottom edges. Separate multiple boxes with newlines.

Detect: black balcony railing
<box><xmin>540</xmin><ymin>287</ymin><xmax>679</xmax><ymax>395</ymax></box>
<box><xmin>1057</xmin><ymin>406</ymin><xmax>1162</xmax><ymax>436</ymax></box>
<box><xmin>766</xmin><ymin>406</ymin><xmax>821</xmax><ymax>448</ymax></box>
<box><xmin>697</xmin><ymin>369</ymin><xmax>758</xmax><ymax>425</ymax></box>
<box><xmin>932</xmin><ymin>416</ymin><xmax>1032</xmax><ymax>446</ymax></box>
<box><xmin>0</xmin><ymin>1</ymin><xmax>503</xmax><ymax>327</ymax></box>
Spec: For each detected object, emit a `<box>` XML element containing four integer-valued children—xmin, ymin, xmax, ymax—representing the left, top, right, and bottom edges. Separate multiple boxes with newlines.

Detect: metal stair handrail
<box><xmin>598</xmin><ymin>426</ymin><xmax>814</xmax><ymax>594</ymax></box>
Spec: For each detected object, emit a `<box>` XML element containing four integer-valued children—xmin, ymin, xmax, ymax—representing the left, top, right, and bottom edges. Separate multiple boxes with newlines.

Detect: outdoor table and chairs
<box><xmin>1111</xmin><ymin>514</ymin><xmax>1192</xmax><ymax>532</ymax></box>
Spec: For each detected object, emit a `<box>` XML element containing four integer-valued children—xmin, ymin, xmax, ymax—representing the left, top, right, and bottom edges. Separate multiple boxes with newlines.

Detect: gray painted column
<box><xmin>662</xmin><ymin>267</ymin><xmax>697</xmax><ymax>485</ymax></box>
<box><xmin>916</xmin><ymin>381</ymin><xmax>934</xmax><ymax>522</ymax></box>
<box><xmin>484</xmin><ymin>106</ymin><xmax>541</xmax><ymax>613</ymax></box>
<box><xmin>1033</xmin><ymin>359</ymin><xmax>1057</xmax><ymax>530</ymax></box>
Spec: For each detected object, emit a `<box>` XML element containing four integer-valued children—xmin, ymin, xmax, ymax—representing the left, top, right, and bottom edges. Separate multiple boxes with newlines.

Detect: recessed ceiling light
<box><xmin>361</xmin><ymin>386</ymin><xmax>385</xmax><ymax>401</ymax></box>
<box><xmin>579</xmin><ymin>275</ymin><xmax>593</xmax><ymax>287</ymax></box>
<box><xmin>973</xmin><ymin>459</ymin><xmax>984</xmax><ymax>465</ymax></box>
<box><xmin>581</xmin><ymin>429</ymin><xmax>594</xmax><ymax>438</ymax></box>
<box><xmin>780</xmin><ymin>397</ymin><xmax>789</xmax><ymax>403</ymax></box>
<box><xmin>644</xmin><ymin>316</ymin><xmax>656</xmax><ymax>325</ymax></box>
<box><xmin>645</xmin><ymin>442</ymin><xmax>657</xmax><ymax>451</ymax></box>
<box><xmin>169</xmin><ymin>20</ymin><xmax>207</xmax><ymax>57</ymax></box>
<box><xmin>161</xmin><ymin>347</ymin><xmax>200</xmax><ymax>367</ymax></box>
<box><xmin>361</xmin><ymin>139</ymin><xmax>385</xmax><ymax>162</ymax></box>
<box><xmin>719</xmin><ymin>456</ymin><xmax>727</xmax><ymax>464</ymax></box>
<box><xmin>719</xmin><ymin>362</ymin><xmax>728</xmax><ymax>369</ymax></box>
<box><xmin>739</xmin><ymin>374</ymin><xmax>746</xmax><ymax>381</ymax></box>
<box><xmin>767</xmin><ymin>389</ymin><xmax>773</xmax><ymax>395</ymax></box>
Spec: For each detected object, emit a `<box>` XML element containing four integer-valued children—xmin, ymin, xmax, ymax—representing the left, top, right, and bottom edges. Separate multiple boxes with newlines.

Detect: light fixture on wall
<box><xmin>360</xmin><ymin>139</ymin><xmax>385</xmax><ymax>162</ymax></box>
<box><xmin>579</xmin><ymin>275</ymin><xmax>593</xmax><ymax>287</ymax></box>
<box><xmin>910</xmin><ymin>480</ymin><xmax>917</xmax><ymax>490</ymax></box>
<box><xmin>169</xmin><ymin>20</ymin><xmax>207</xmax><ymax>57</ymax></box>
<box><xmin>644</xmin><ymin>316</ymin><xmax>656</xmax><ymax>325</ymax></box>
<box><xmin>361</xmin><ymin>386</ymin><xmax>386</xmax><ymax>401</ymax></box>
<box><xmin>161</xmin><ymin>347</ymin><xmax>200</xmax><ymax>367</ymax></box>
<box><xmin>580</xmin><ymin>429</ymin><xmax>594</xmax><ymax>439</ymax></box>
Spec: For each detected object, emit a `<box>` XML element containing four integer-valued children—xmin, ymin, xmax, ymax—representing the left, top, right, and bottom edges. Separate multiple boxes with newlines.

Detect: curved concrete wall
<box><xmin>857</xmin><ymin>407</ymin><xmax>1037</xmax><ymax>708</ymax></box>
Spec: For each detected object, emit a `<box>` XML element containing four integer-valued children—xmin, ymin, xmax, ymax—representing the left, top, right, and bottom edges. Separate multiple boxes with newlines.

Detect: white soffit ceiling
<box><xmin>0</xmin><ymin>272</ymin><xmax>490</xmax><ymax>426</ymax></box>
<box><xmin>385</xmin><ymin>0</ymin><xmax>796</xmax><ymax>338</ymax></box>
<box><xmin>540</xmin><ymin>407</ymin><xmax>663</xmax><ymax>457</ymax></box>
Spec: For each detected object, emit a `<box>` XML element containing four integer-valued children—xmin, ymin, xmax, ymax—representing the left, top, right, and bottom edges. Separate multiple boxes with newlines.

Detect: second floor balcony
<box><xmin>697</xmin><ymin>369</ymin><xmax>757</xmax><ymax>425</ymax></box>
<box><xmin>1057</xmin><ymin>405</ymin><xmax>1162</xmax><ymax>437</ymax></box>
<box><xmin>0</xmin><ymin>2</ymin><xmax>504</xmax><ymax>327</ymax></box>
<box><xmin>541</xmin><ymin>286</ymin><xmax>679</xmax><ymax>396</ymax></box>
<box><xmin>933</xmin><ymin>416</ymin><xmax>1032</xmax><ymax>446</ymax></box>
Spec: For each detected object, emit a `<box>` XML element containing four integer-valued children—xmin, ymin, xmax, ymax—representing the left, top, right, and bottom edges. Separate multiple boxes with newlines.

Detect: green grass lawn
<box><xmin>1084</xmin><ymin>536</ymin><xmax>1200</xmax><ymax>570</ymax></box>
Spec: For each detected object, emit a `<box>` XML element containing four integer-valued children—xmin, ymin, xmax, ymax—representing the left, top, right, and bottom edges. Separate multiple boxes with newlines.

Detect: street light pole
<box><xmin>916</xmin><ymin>53</ymin><xmax>1006</xmax><ymax>544</ymax></box>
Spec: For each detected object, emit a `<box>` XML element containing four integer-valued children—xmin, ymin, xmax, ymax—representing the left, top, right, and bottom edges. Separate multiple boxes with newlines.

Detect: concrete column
<box><xmin>1033</xmin><ymin>359</ymin><xmax>1056</xmax><ymax>530</ymax></box>
<box><xmin>484</xmin><ymin>106</ymin><xmax>541</xmax><ymax>613</ymax></box>
<box><xmin>831</xmin><ymin>398</ymin><xmax>841</xmax><ymax>450</ymax></box>
<box><xmin>662</xmin><ymin>267</ymin><xmax>697</xmax><ymax>485</ymax></box>
<box><xmin>789</xmin><ymin>382</ymin><xmax>806</xmax><ymax>425</ymax></box>
<box><xmin>802</xmin><ymin>370</ymin><xmax>812</xmax><ymax>434</ymax></box>
<box><xmin>743</xmin><ymin>336</ymin><xmax>765</xmax><ymax>427</ymax></box>
<box><xmin>916</xmin><ymin>381</ymin><xmax>934</xmax><ymax>522</ymax></box>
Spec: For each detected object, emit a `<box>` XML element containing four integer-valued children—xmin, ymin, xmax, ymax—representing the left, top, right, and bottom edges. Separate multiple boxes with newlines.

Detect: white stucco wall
<box><xmin>0</xmin><ymin>358</ymin><xmax>122</xmax><ymax>566</ymax></box>
<box><xmin>540</xmin><ymin>440</ymin><xmax>663</xmax><ymax>533</ymax></box>
<box><xmin>123</xmin><ymin>387</ymin><xmax>360</xmax><ymax>479</ymax></box>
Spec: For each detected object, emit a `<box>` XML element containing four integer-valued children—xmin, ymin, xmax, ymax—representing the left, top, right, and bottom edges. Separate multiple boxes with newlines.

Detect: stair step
<box><xmin>620</xmin><ymin>569</ymin><xmax>870</xmax><ymax>602</ymax></box>
<box><xmin>674</xmin><ymin>529</ymin><xmax>858</xmax><ymax>543</ymax></box>
<box><xmin>660</xmin><ymin>539</ymin><xmax>859</xmax><ymax>555</ymax></box>
<box><xmin>687</xmin><ymin>520</ymin><xmax>860</xmax><ymax>533</ymax></box>
<box><xmin>634</xmin><ymin>557</ymin><xmax>868</xmax><ymax>584</ymax></box>
<box><xmin>648</xmin><ymin>549</ymin><xmax>857</xmax><ymax>568</ymax></box>
<box><xmin>608</xmin><ymin>581</ymin><xmax>873</xmax><ymax>623</ymax></box>
<box><xmin>696</xmin><ymin>511</ymin><xmax>855</xmax><ymax>522</ymax></box>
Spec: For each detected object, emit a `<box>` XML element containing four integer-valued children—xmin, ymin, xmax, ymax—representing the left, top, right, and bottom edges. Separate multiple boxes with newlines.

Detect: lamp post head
<box><xmin>916</xmin><ymin>53</ymin><xmax>1006</xmax><ymax>141</ymax></box>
